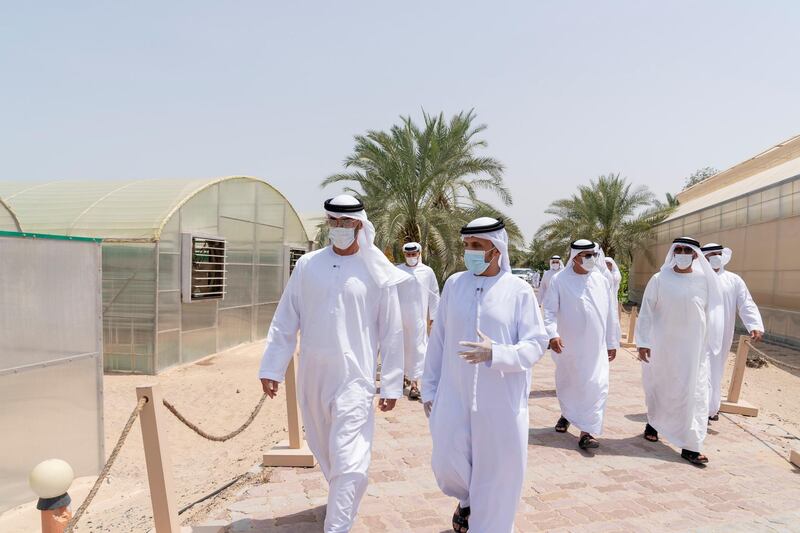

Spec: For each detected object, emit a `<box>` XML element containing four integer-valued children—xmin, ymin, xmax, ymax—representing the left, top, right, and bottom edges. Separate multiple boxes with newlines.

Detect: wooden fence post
<box><xmin>719</xmin><ymin>335</ymin><xmax>759</xmax><ymax>417</ymax></box>
<box><xmin>136</xmin><ymin>385</ymin><xmax>180</xmax><ymax>533</ymax></box>
<box><xmin>263</xmin><ymin>347</ymin><xmax>316</xmax><ymax>467</ymax></box>
<box><xmin>622</xmin><ymin>306</ymin><xmax>638</xmax><ymax>347</ymax></box>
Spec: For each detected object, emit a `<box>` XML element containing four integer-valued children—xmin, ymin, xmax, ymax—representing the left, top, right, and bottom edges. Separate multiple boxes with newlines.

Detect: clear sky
<box><xmin>2</xmin><ymin>1</ymin><xmax>799</xmax><ymax>241</ymax></box>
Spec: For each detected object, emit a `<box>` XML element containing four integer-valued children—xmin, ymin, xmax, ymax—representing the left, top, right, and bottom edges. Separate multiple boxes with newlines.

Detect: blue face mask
<box><xmin>464</xmin><ymin>249</ymin><xmax>492</xmax><ymax>275</ymax></box>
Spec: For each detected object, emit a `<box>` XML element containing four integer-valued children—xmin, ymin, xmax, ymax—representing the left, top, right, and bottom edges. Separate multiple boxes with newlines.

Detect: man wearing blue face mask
<box><xmin>635</xmin><ymin>236</ymin><xmax>724</xmax><ymax>466</ymax></box>
<box><xmin>542</xmin><ymin>239</ymin><xmax>620</xmax><ymax>451</ymax></box>
<box><xmin>422</xmin><ymin>217</ymin><xmax>549</xmax><ymax>533</ymax></box>
<box><xmin>258</xmin><ymin>194</ymin><xmax>408</xmax><ymax>532</ymax></box>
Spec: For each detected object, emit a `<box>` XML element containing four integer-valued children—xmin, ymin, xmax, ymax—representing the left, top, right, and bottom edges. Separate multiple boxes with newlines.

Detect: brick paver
<box><xmin>202</xmin><ymin>347</ymin><xmax>800</xmax><ymax>532</ymax></box>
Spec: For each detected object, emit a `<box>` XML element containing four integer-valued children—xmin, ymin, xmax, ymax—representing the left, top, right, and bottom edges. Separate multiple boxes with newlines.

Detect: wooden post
<box><xmin>136</xmin><ymin>385</ymin><xmax>180</xmax><ymax>533</ymax></box>
<box><xmin>622</xmin><ymin>306</ymin><xmax>638</xmax><ymax>347</ymax></box>
<box><xmin>719</xmin><ymin>335</ymin><xmax>759</xmax><ymax>417</ymax></box>
<box><xmin>263</xmin><ymin>348</ymin><xmax>316</xmax><ymax>467</ymax></box>
<box><xmin>790</xmin><ymin>449</ymin><xmax>800</xmax><ymax>468</ymax></box>
<box><xmin>286</xmin><ymin>355</ymin><xmax>302</xmax><ymax>449</ymax></box>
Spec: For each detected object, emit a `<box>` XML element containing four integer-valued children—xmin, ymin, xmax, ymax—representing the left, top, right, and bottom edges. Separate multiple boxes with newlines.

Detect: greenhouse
<box><xmin>0</xmin><ymin>176</ymin><xmax>311</xmax><ymax>374</ymax></box>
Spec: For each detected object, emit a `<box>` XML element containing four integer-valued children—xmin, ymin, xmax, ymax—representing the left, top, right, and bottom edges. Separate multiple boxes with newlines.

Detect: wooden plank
<box><xmin>719</xmin><ymin>399</ymin><xmax>759</xmax><ymax>417</ymax></box>
<box><xmin>726</xmin><ymin>335</ymin><xmax>750</xmax><ymax>404</ymax></box>
<box><xmin>136</xmin><ymin>384</ymin><xmax>180</xmax><ymax>533</ymax></box>
<box><xmin>790</xmin><ymin>449</ymin><xmax>800</xmax><ymax>468</ymax></box>
<box><xmin>262</xmin><ymin>345</ymin><xmax>316</xmax><ymax>468</ymax></box>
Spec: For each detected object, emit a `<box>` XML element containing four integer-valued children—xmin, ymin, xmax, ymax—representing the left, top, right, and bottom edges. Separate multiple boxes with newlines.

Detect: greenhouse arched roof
<box><xmin>0</xmin><ymin>176</ymin><xmax>305</xmax><ymax>241</ymax></box>
<box><xmin>0</xmin><ymin>197</ymin><xmax>21</xmax><ymax>231</ymax></box>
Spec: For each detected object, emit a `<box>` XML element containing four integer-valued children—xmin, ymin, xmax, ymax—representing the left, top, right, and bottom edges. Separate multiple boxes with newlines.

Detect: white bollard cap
<box><xmin>29</xmin><ymin>459</ymin><xmax>74</xmax><ymax>499</ymax></box>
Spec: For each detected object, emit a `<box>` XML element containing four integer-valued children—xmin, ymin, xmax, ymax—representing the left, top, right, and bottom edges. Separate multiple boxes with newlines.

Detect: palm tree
<box><xmin>535</xmin><ymin>173</ymin><xmax>673</xmax><ymax>264</ymax></box>
<box><xmin>321</xmin><ymin>110</ymin><xmax>520</xmax><ymax>281</ymax></box>
<box><xmin>654</xmin><ymin>192</ymin><xmax>679</xmax><ymax>209</ymax></box>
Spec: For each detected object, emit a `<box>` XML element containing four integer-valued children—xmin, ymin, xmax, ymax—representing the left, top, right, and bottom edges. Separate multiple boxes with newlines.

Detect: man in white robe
<box><xmin>603</xmin><ymin>253</ymin><xmax>623</xmax><ymax>345</ymax></box>
<box><xmin>635</xmin><ymin>236</ymin><xmax>724</xmax><ymax>465</ymax></box>
<box><xmin>258</xmin><ymin>195</ymin><xmax>408</xmax><ymax>532</ymax></box>
<box><xmin>604</xmin><ymin>256</ymin><xmax>622</xmax><ymax>301</ymax></box>
<box><xmin>543</xmin><ymin>239</ymin><xmax>620</xmax><ymax>450</ymax></box>
<box><xmin>700</xmin><ymin>243</ymin><xmax>764</xmax><ymax>421</ymax></box>
<box><xmin>539</xmin><ymin>255</ymin><xmax>563</xmax><ymax>305</ymax></box>
<box><xmin>396</xmin><ymin>241</ymin><xmax>440</xmax><ymax>400</ymax></box>
<box><xmin>422</xmin><ymin>217</ymin><xmax>549</xmax><ymax>533</ymax></box>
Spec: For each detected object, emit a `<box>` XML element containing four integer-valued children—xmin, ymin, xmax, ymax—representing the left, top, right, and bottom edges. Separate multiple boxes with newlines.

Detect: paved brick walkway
<box><xmin>201</xmin><ymin>347</ymin><xmax>800</xmax><ymax>532</ymax></box>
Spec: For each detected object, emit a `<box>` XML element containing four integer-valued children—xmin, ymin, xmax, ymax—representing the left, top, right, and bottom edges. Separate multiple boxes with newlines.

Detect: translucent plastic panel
<box><xmin>158</xmin><ymin>290</ymin><xmax>181</xmax><ymax>332</ymax></box>
<box><xmin>159</xmin><ymin>214</ymin><xmax>180</xmax><ymax>253</ymax></box>
<box><xmin>257</xmin><ymin>265</ymin><xmax>283</xmax><ymax>304</ymax></box>
<box><xmin>221</xmin><ymin>264</ymin><xmax>254</xmax><ymax>308</ymax></box>
<box><xmin>0</xmin><ymin>355</ymin><xmax>103</xmax><ymax>513</ymax></box>
<box><xmin>157</xmin><ymin>330</ymin><xmax>181</xmax><ymax>370</ymax></box>
<box><xmin>102</xmin><ymin>243</ymin><xmax>156</xmax><ymax>373</ymax></box>
<box><xmin>257</xmin><ymin>225</ymin><xmax>284</xmax><ymax>265</ymax></box>
<box><xmin>256</xmin><ymin>184</ymin><xmax>286</xmax><ymax>227</ymax></box>
<box><xmin>218</xmin><ymin>306</ymin><xmax>253</xmax><ymax>351</ymax></box>
<box><xmin>0</xmin><ymin>237</ymin><xmax>101</xmax><ymax>369</ymax></box>
<box><xmin>180</xmin><ymin>184</ymin><xmax>219</xmax><ymax>235</ymax></box>
<box><xmin>255</xmin><ymin>303</ymin><xmax>278</xmax><ymax>339</ymax></box>
<box><xmin>284</xmin><ymin>209</ymin><xmax>309</xmax><ymax>245</ymax></box>
<box><xmin>720</xmin><ymin>210</ymin><xmax>737</xmax><ymax>229</ymax></box>
<box><xmin>220</xmin><ymin>217</ymin><xmax>255</xmax><ymax>264</ymax></box>
<box><xmin>700</xmin><ymin>214</ymin><xmax>720</xmax><ymax>233</ymax></box>
<box><xmin>158</xmin><ymin>252</ymin><xmax>180</xmax><ymax>290</ymax></box>
<box><xmin>220</xmin><ymin>178</ymin><xmax>256</xmax><ymax>222</ymax></box>
<box><xmin>182</xmin><ymin>327</ymin><xmax>217</xmax><ymax>362</ymax></box>
<box><xmin>104</xmin><ymin>316</ymin><xmax>154</xmax><ymax>373</ymax></box>
<box><xmin>182</xmin><ymin>299</ymin><xmax>217</xmax><ymax>331</ymax></box>
<box><xmin>762</xmin><ymin>198</ymin><xmax>780</xmax><ymax>222</ymax></box>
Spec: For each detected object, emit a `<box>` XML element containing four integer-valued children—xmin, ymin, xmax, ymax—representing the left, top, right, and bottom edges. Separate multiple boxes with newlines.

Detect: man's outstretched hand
<box><xmin>261</xmin><ymin>378</ymin><xmax>280</xmax><ymax>398</ymax></box>
<box><xmin>378</xmin><ymin>398</ymin><xmax>397</xmax><ymax>412</ymax></box>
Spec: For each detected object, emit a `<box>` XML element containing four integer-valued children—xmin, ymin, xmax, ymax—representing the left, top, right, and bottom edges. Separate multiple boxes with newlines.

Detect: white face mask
<box><xmin>405</xmin><ymin>257</ymin><xmax>419</xmax><ymax>267</ymax></box>
<box><xmin>330</xmin><ymin>227</ymin><xmax>356</xmax><ymax>249</ymax></box>
<box><xmin>674</xmin><ymin>253</ymin><xmax>694</xmax><ymax>269</ymax></box>
<box><xmin>707</xmin><ymin>255</ymin><xmax>723</xmax><ymax>270</ymax></box>
<box><xmin>581</xmin><ymin>256</ymin><xmax>596</xmax><ymax>270</ymax></box>
<box><xmin>551</xmin><ymin>262</ymin><xmax>561</xmax><ymax>270</ymax></box>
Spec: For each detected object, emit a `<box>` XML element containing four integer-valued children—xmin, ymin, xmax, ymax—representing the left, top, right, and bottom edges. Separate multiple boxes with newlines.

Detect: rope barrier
<box><xmin>62</xmin><ymin>391</ymin><xmax>268</xmax><ymax>531</ymax></box>
<box><xmin>745</xmin><ymin>340</ymin><xmax>800</xmax><ymax>372</ymax></box>
<box><xmin>162</xmin><ymin>393</ymin><xmax>268</xmax><ymax>442</ymax></box>
<box><xmin>64</xmin><ymin>396</ymin><xmax>148</xmax><ymax>533</ymax></box>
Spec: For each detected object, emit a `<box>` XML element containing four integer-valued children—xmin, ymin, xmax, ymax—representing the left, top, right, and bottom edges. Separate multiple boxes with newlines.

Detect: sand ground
<box><xmin>1</xmin><ymin>309</ymin><xmax>798</xmax><ymax>532</ymax></box>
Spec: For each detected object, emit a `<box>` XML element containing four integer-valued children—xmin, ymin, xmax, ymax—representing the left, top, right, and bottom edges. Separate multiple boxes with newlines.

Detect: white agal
<box><xmin>708</xmin><ymin>270</ymin><xmax>763</xmax><ymax>417</ymax></box>
<box><xmin>29</xmin><ymin>459</ymin><xmax>74</xmax><ymax>499</ymax></box>
<box><xmin>259</xmin><ymin>247</ymin><xmax>405</xmax><ymax>533</ymax></box>
<box><xmin>543</xmin><ymin>266</ymin><xmax>619</xmax><ymax>435</ymax></box>
<box><xmin>423</xmin><ymin>271</ymin><xmax>549</xmax><ymax>533</ymax></box>
<box><xmin>396</xmin><ymin>261</ymin><xmax>440</xmax><ymax>380</ymax></box>
<box><xmin>636</xmin><ymin>269</ymin><xmax>713</xmax><ymax>452</ymax></box>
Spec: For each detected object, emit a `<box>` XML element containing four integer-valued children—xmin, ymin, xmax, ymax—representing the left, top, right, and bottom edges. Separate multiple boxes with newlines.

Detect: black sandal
<box><xmin>643</xmin><ymin>423</ymin><xmax>658</xmax><ymax>442</ymax></box>
<box><xmin>555</xmin><ymin>416</ymin><xmax>570</xmax><ymax>433</ymax></box>
<box><xmin>578</xmin><ymin>433</ymin><xmax>599</xmax><ymax>449</ymax></box>
<box><xmin>681</xmin><ymin>449</ymin><xmax>709</xmax><ymax>465</ymax></box>
<box><xmin>408</xmin><ymin>385</ymin><xmax>420</xmax><ymax>401</ymax></box>
<box><xmin>708</xmin><ymin>414</ymin><xmax>719</xmax><ymax>422</ymax></box>
<box><xmin>452</xmin><ymin>504</ymin><xmax>470</xmax><ymax>532</ymax></box>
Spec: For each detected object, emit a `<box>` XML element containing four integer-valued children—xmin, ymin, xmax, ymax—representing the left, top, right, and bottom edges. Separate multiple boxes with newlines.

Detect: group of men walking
<box><xmin>258</xmin><ymin>194</ymin><xmax>764</xmax><ymax>532</ymax></box>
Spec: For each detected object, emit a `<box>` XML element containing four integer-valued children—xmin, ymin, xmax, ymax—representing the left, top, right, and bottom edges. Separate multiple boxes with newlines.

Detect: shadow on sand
<box><xmin>225</xmin><ymin>505</ymin><xmax>326</xmax><ymax>532</ymax></box>
<box><xmin>529</xmin><ymin>388</ymin><xmax>557</xmax><ymax>399</ymax></box>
